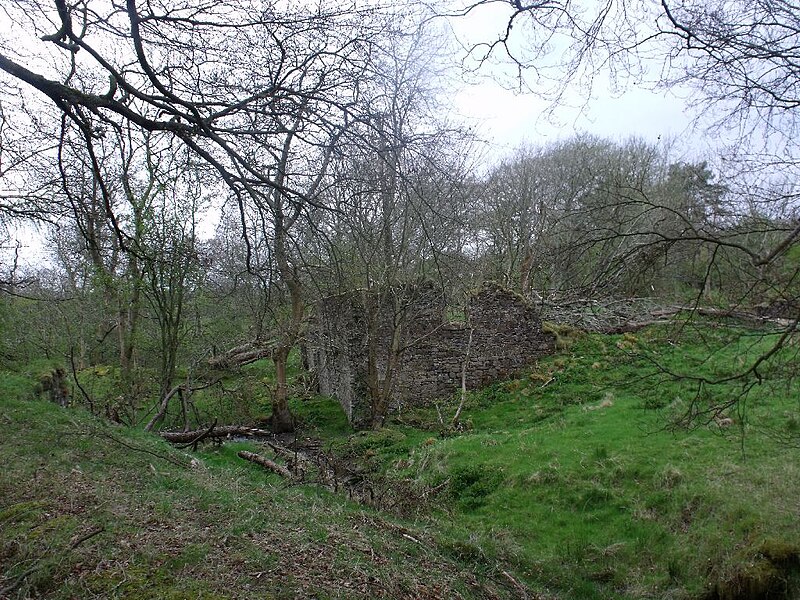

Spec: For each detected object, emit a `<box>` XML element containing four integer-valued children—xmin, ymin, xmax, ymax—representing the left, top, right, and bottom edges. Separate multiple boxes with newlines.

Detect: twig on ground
<box><xmin>70</xmin><ymin>526</ymin><xmax>105</xmax><ymax>549</ymax></box>
<box><xmin>500</xmin><ymin>569</ymin><xmax>529</xmax><ymax>598</ymax></box>
<box><xmin>0</xmin><ymin>564</ymin><xmax>42</xmax><ymax>596</ymax></box>
<box><xmin>99</xmin><ymin>430</ymin><xmax>189</xmax><ymax>468</ymax></box>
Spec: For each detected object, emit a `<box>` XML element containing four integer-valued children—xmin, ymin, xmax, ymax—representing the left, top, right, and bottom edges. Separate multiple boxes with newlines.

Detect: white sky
<box><xmin>453</xmin><ymin>81</ymin><xmax>698</xmax><ymax>159</ymax></box>
<box><xmin>443</xmin><ymin>0</ymin><xmax>714</xmax><ymax>164</ymax></box>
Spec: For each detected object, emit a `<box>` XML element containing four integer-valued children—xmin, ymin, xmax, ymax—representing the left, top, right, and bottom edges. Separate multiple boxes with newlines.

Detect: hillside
<box><xmin>2</xmin><ymin>322</ymin><xmax>800</xmax><ymax>599</ymax></box>
<box><xmin>0</xmin><ymin>384</ymin><xmax>509</xmax><ymax>599</ymax></box>
<box><xmin>351</xmin><ymin>323</ymin><xmax>800</xmax><ymax>598</ymax></box>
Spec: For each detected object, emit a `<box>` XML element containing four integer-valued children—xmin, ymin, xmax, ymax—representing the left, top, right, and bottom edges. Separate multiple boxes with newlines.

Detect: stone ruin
<box><xmin>305</xmin><ymin>282</ymin><xmax>555</xmax><ymax>426</ymax></box>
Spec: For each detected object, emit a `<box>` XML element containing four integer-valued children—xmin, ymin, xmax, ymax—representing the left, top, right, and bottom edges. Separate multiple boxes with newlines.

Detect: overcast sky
<box><xmin>443</xmin><ymin>0</ymin><xmax>713</xmax><ymax>164</ymax></box>
<box><xmin>453</xmin><ymin>81</ymin><xmax>699</xmax><ymax>159</ymax></box>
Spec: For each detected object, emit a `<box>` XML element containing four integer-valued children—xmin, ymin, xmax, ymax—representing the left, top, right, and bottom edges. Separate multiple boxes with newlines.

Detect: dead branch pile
<box><xmin>237</xmin><ymin>441</ymin><xmax>345</xmax><ymax>490</ymax></box>
<box><xmin>237</xmin><ymin>441</ymin><xmax>442</xmax><ymax>515</ymax></box>
<box><xmin>237</xmin><ymin>444</ymin><xmax>347</xmax><ymax>495</ymax></box>
<box><xmin>236</xmin><ymin>440</ymin><xmax>397</xmax><ymax>509</ymax></box>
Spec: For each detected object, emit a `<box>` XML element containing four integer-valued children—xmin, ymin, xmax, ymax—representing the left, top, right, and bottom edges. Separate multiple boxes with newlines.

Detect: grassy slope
<box><xmin>0</xmin><ymin>379</ymin><xmax>509</xmax><ymax>599</ymax></box>
<box><xmin>3</xmin><ymin>321</ymin><xmax>799</xmax><ymax>599</ymax></box>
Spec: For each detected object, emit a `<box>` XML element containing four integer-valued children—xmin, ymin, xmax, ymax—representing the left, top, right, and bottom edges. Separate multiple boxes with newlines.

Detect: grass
<box><xmin>0</xmin><ymin>381</ymin><xmax>510</xmax><ymax>598</ymax></box>
<box><xmin>331</xmin><ymin>320</ymin><xmax>800</xmax><ymax>598</ymax></box>
<box><xmin>3</xmin><ymin>319</ymin><xmax>799</xmax><ymax>598</ymax></box>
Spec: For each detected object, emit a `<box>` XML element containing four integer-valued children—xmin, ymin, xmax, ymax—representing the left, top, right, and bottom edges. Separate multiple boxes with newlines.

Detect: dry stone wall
<box><xmin>306</xmin><ymin>282</ymin><xmax>554</xmax><ymax>426</ymax></box>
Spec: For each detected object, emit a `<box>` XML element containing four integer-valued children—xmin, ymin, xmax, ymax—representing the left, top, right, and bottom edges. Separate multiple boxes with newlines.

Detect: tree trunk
<box><xmin>119</xmin><ymin>266</ymin><xmax>142</xmax><ymax>391</ymax></box>
<box><xmin>520</xmin><ymin>249</ymin><xmax>534</xmax><ymax>298</ymax></box>
<box><xmin>268</xmin><ymin>174</ymin><xmax>302</xmax><ymax>433</ymax></box>
<box><xmin>49</xmin><ymin>368</ymin><xmax>70</xmax><ymax>407</ymax></box>
<box><xmin>238</xmin><ymin>451</ymin><xmax>292</xmax><ymax>478</ymax></box>
<box><xmin>451</xmin><ymin>326</ymin><xmax>474</xmax><ymax>427</ymax></box>
<box><xmin>144</xmin><ymin>384</ymin><xmax>182</xmax><ymax>432</ymax></box>
<box><xmin>271</xmin><ymin>347</ymin><xmax>295</xmax><ymax>433</ymax></box>
<box><xmin>368</xmin><ymin>294</ymin><xmax>403</xmax><ymax>429</ymax></box>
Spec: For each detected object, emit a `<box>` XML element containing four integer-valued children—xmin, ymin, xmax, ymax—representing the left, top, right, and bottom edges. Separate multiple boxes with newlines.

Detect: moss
<box><xmin>712</xmin><ymin>560</ymin><xmax>781</xmax><ymax>600</ymax></box>
<box><xmin>345</xmin><ymin>428</ymin><xmax>407</xmax><ymax>453</ymax></box>
<box><xmin>83</xmin><ymin>565</ymin><xmax>228</xmax><ymax>599</ymax></box>
<box><xmin>758</xmin><ymin>539</ymin><xmax>799</xmax><ymax>565</ymax></box>
<box><xmin>0</xmin><ymin>501</ymin><xmax>47</xmax><ymax>523</ymax></box>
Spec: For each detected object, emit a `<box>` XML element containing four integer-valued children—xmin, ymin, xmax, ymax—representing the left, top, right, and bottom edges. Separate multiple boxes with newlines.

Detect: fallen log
<box><xmin>174</xmin><ymin>419</ymin><xmax>217</xmax><ymax>450</ymax></box>
<box><xmin>235</xmin><ymin>440</ymin><xmax>384</xmax><ymax>508</ymax></box>
<box><xmin>207</xmin><ymin>339</ymin><xmax>275</xmax><ymax>370</ymax></box>
<box><xmin>160</xmin><ymin>425</ymin><xmax>271</xmax><ymax>444</ymax></box>
<box><xmin>237</xmin><ymin>450</ymin><xmax>292</xmax><ymax>478</ymax></box>
<box><xmin>647</xmin><ymin>305</ymin><xmax>797</xmax><ymax>325</ymax></box>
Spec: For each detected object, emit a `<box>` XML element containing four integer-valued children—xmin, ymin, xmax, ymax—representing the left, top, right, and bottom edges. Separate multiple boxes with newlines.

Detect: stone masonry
<box><xmin>306</xmin><ymin>282</ymin><xmax>555</xmax><ymax>426</ymax></box>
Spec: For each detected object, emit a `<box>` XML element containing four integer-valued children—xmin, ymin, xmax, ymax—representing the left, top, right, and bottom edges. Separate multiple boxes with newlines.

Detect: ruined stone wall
<box><xmin>306</xmin><ymin>291</ymin><xmax>371</xmax><ymax>424</ymax></box>
<box><xmin>306</xmin><ymin>282</ymin><xmax>554</xmax><ymax>425</ymax></box>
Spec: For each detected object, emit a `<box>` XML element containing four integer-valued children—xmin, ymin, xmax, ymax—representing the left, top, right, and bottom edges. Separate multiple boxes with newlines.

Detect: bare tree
<box><xmin>0</xmin><ymin>0</ymin><xmax>423</xmax><ymax>432</ymax></box>
<box><xmin>478</xmin><ymin>136</ymin><xmax>670</xmax><ymax>300</ymax></box>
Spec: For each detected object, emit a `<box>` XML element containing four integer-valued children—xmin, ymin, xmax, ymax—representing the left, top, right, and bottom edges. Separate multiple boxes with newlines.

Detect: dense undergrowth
<box><xmin>2</xmin><ymin>320</ymin><xmax>800</xmax><ymax>598</ymax></box>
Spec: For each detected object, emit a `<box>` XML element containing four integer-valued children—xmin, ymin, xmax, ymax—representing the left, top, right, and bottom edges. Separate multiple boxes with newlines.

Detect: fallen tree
<box><xmin>236</xmin><ymin>443</ymin><xmax>329</xmax><ymax>485</ymax></box>
<box><xmin>602</xmin><ymin>305</ymin><xmax>798</xmax><ymax>334</ymax></box>
<box><xmin>160</xmin><ymin>425</ymin><xmax>271</xmax><ymax>444</ymax></box>
<box><xmin>235</xmin><ymin>439</ymin><xmax>377</xmax><ymax>502</ymax></box>
<box><xmin>207</xmin><ymin>339</ymin><xmax>276</xmax><ymax>370</ymax></box>
<box><xmin>536</xmin><ymin>297</ymin><xmax>798</xmax><ymax>334</ymax></box>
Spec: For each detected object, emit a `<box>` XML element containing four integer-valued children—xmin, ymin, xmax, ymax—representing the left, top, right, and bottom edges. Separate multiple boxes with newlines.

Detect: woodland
<box><xmin>1</xmin><ymin>0</ymin><xmax>799</xmax><ymax>598</ymax></box>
